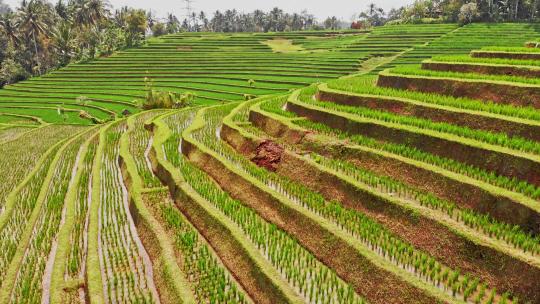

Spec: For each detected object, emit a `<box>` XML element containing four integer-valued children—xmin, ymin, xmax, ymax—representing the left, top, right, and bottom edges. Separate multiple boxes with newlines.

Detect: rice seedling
<box><xmin>185</xmin><ymin>104</ymin><xmax>510</xmax><ymax>303</ymax></box>
<box><xmin>260</xmin><ymin>97</ymin><xmax>540</xmax><ymax>201</ymax></box>
<box><xmin>62</xmin><ymin>135</ymin><xmax>99</xmax><ymax>301</ymax></box>
<box><xmin>161</xmin><ymin>106</ymin><xmax>367</xmax><ymax>304</ymax></box>
<box><xmin>0</xmin><ymin>125</ymin><xmax>85</xmax><ymax>211</ymax></box>
<box><xmin>97</xmin><ymin>122</ymin><xmax>159</xmax><ymax>303</ymax></box>
<box><xmin>297</xmin><ymin>86</ymin><xmax>540</xmax><ymax>156</ymax></box>
<box><xmin>9</xmin><ymin>130</ymin><xmax>92</xmax><ymax>303</ymax></box>
<box><xmin>128</xmin><ymin>110</ymin><xmax>168</xmax><ymax>188</ymax></box>
<box><xmin>159</xmin><ymin>197</ymin><xmax>250</xmax><ymax>303</ymax></box>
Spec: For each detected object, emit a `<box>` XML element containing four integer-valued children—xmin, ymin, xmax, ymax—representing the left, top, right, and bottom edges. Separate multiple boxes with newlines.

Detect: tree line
<box><xmin>0</xmin><ymin>0</ymin><xmax>155</xmax><ymax>86</ymax></box>
<box><xmin>356</xmin><ymin>0</ymin><xmax>540</xmax><ymax>27</ymax></box>
<box><xmin>181</xmin><ymin>8</ymin><xmax>342</xmax><ymax>32</ymax></box>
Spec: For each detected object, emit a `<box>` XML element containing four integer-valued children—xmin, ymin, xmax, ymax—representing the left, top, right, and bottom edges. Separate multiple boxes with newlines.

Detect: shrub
<box><xmin>151</xmin><ymin>22</ymin><xmax>167</xmax><ymax>37</ymax></box>
<box><xmin>458</xmin><ymin>3</ymin><xmax>478</xmax><ymax>25</ymax></box>
<box><xmin>0</xmin><ymin>57</ymin><xmax>29</xmax><ymax>87</ymax></box>
<box><xmin>76</xmin><ymin>96</ymin><xmax>91</xmax><ymax>106</ymax></box>
<box><xmin>140</xmin><ymin>77</ymin><xmax>195</xmax><ymax>109</ymax></box>
<box><xmin>525</xmin><ymin>41</ymin><xmax>540</xmax><ymax>48</ymax></box>
<box><xmin>79</xmin><ymin>110</ymin><xmax>102</xmax><ymax>124</ymax></box>
<box><xmin>243</xmin><ymin>94</ymin><xmax>256</xmax><ymax>100</ymax></box>
<box><xmin>57</xmin><ymin>106</ymin><xmax>68</xmax><ymax>122</ymax></box>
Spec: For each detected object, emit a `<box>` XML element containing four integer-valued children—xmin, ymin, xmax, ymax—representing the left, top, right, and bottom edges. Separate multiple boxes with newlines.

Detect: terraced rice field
<box><xmin>1</xmin><ymin>24</ymin><xmax>539</xmax><ymax>304</ymax></box>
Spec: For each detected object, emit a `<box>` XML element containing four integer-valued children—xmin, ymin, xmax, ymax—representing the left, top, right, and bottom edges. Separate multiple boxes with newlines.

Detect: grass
<box><xmin>183</xmin><ymin>106</ymin><xmax>370</xmax><ymax>303</ymax></box>
<box><xmin>0</xmin><ymin>126</ymin><xmax>35</xmax><ymax>143</ymax></box>
<box><xmin>480</xmin><ymin>46</ymin><xmax>540</xmax><ymax>53</ymax></box>
<box><xmin>298</xmin><ymin>85</ymin><xmax>540</xmax><ymax>157</ymax></box>
<box><xmin>327</xmin><ymin>75</ymin><xmax>540</xmax><ymax>122</ymax></box>
<box><xmin>430</xmin><ymin>55</ymin><xmax>540</xmax><ymax>67</ymax></box>
<box><xmin>95</xmin><ymin>121</ymin><xmax>159</xmax><ymax>303</ymax></box>
<box><xmin>8</xmin><ymin>128</ymin><xmax>92</xmax><ymax>303</ymax></box>
<box><xmin>190</xmin><ymin>102</ymin><xmax>503</xmax><ymax>303</ymax></box>
<box><xmin>0</xmin><ymin>125</ymin><xmax>86</xmax><ymax>209</ymax></box>
<box><xmin>290</xmin><ymin>89</ymin><xmax>540</xmax><ymax>201</ymax></box>
<box><xmin>0</xmin><ymin>114</ymin><xmax>40</xmax><ymax>125</ymax></box>
<box><xmin>119</xmin><ymin>112</ymin><xmax>198</xmax><ymax>303</ymax></box>
<box><xmin>389</xmin><ymin>65</ymin><xmax>540</xmax><ymax>86</ymax></box>
<box><xmin>153</xmin><ymin>110</ymin><xmax>305</xmax><ymax>303</ymax></box>
<box><xmin>256</xmin><ymin>93</ymin><xmax>540</xmax><ymax>211</ymax></box>
<box><xmin>49</xmin><ymin>131</ymin><xmax>99</xmax><ymax>303</ymax></box>
<box><xmin>259</xmin><ymin>39</ymin><xmax>305</xmax><ymax>53</ymax></box>
<box><xmin>0</xmin><ymin>31</ymin><xmax>375</xmax><ymax>123</ymax></box>
<box><xmin>0</xmin><ymin>138</ymin><xmax>66</xmax><ymax>292</ymax></box>
<box><xmin>235</xmin><ymin>98</ymin><xmax>540</xmax><ymax>300</ymax></box>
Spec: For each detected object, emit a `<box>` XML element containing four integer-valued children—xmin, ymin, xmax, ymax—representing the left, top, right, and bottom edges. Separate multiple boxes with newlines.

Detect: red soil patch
<box><xmin>251</xmin><ymin>140</ymin><xmax>284</xmax><ymax>172</ymax></box>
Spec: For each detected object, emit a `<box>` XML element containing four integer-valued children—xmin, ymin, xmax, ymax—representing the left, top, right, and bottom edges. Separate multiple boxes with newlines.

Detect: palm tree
<box><xmin>211</xmin><ymin>10</ymin><xmax>223</xmax><ymax>32</ymax></box>
<box><xmin>52</xmin><ymin>21</ymin><xmax>76</xmax><ymax>65</ymax></box>
<box><xmin>87</xmin><ymin>0</ymin><xmax>109</xmax><ymax>26</ymax></box>
<box><xmin>368</xmin><ymin>3</ymin><xmax>377</xmax><ymax>16</ymax></box>
<box><xmin>190</xmin><ymin>11</ymin><xmax>197</xmax><ymax>31</ymax></box>
<box><xmin>253</xmin><ymin>9</ymin><xmax>265</xmax><ymax>32</ymax></box>
<box><xmin>55</xmin><ymin>0</ymin><xmax>69</xmax><ymax>20</ymax></box>
<box><xmin>17</xmin><ymin>0</ymin><xmax>49</xmax><ymax>74</ymax></box>
<box><xmin>146</xmin><ymin>10</ymin><xmax>155</xmax><ymax>29</ymax></box>
<box><xmin>72</xmin><ymin>0</ymin><xmax>108</xmax><ymax>28</ymax></box>
<box><xmin>113</xmin><ymin>6</ymin><xmax>128</xmax><ymax>28</ymax></box>
<box><xmin>71</xmin><ymin>0</ymin><xmax>88</xmax><ymax>26</ymax></box>
<box><xmin>199</xmin><ymin>11</ymin><xmax>208</xmax><ymax>31</ymax></box>
<box><xmin>291</xmin><ymin>13</ymin><xmax>303</xmax><ymax>31</ymax></box>
<box><xmin>166</xmin><ymin>13</ymin><xmax>179</xmax><ymax>33</ymax></box>
<box><xmin>268</xmin><ymin>7</ymin><xmax>283</xmax><ymax>31</ymax></box>
<box><xmin>0</xmin><ymin>13</ymin><xmax>20</xmax><ymax>47</ymax></box>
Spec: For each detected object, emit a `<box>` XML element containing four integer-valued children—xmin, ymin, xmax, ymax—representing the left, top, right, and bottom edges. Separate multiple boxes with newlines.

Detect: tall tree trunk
<box><xmin>514</xmin><ymin>0</ymin><xmax>520</xmax><ymax>20</ymax></box>
<box><xmin>32</xmin><ymin>30</ymin><xmax>40</xmax><ymax>75</ymax></box>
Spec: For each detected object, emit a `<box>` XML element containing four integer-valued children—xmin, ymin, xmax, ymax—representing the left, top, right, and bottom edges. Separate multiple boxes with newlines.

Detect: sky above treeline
<box><xmin>3</xmin><ymin>0</ymin><xmax>413</xmax><ymax>21</ymax></box>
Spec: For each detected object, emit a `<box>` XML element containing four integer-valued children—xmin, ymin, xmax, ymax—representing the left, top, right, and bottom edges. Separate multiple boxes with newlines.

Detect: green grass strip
<box><xmin>430</xmin><ymin>54</ymin><xmax>540</xmax><ymax>67</ymax></box>
<box><xmin>390</xmin><ymin>65</ymin><xmax>540</xmax><ymax>86</ymax></box>
<box><xmin>253</xmin><ymin>97</ymin><xmax>540</xmax><ymax>219</ymax></box>
<box><xmin>120</xmin><ymin>110</ymin><xmax>197</xmax><ymax>303</ymax></box>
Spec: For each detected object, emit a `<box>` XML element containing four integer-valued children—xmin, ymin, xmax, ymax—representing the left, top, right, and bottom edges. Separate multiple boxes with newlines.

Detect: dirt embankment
<box><xmin>222</xmin><ymin>121</ymin><xmax>540</xmax><ymax>303</ymax></box>
<box><xmin>422</xmin><ymin>61</ymin><xmax>540</xmax><ymax>78</ymax></box>
<box><xmin>471</xmin><ymin>51</ymin><xmax>540</xmax><ymax>60</ymax></box>
<box><xmin>147</xmin><ymin>133</ymin><xmax>294</xmax><ymax>304</ymax></box>
<box><xmin>377</xmin><ymin>73</ymin><xmax>540</xmax><ymax>109</ymax></box>
<box><xmin>247</xmin><ymin>109</ymin><xmax>540</xmax><ymax>235</ymax></box>
<box><xmin>118</xmin><ymin>157</ymin><xmax>175</xmax><ymax>304</ymax></box>
<box><xmin>184</xmin><ymin>129</ymin><xmax>444</xmax><ymax>304</ymax></box>
<box><xmin>317</xmin><ymin>88</ymin><xmax>540</xmax><ymax>142</ymax></box>
<box><xmin>287</xmin><ymin>101</ymin><xmax>540</xmax><ymax>195</ymax></box>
